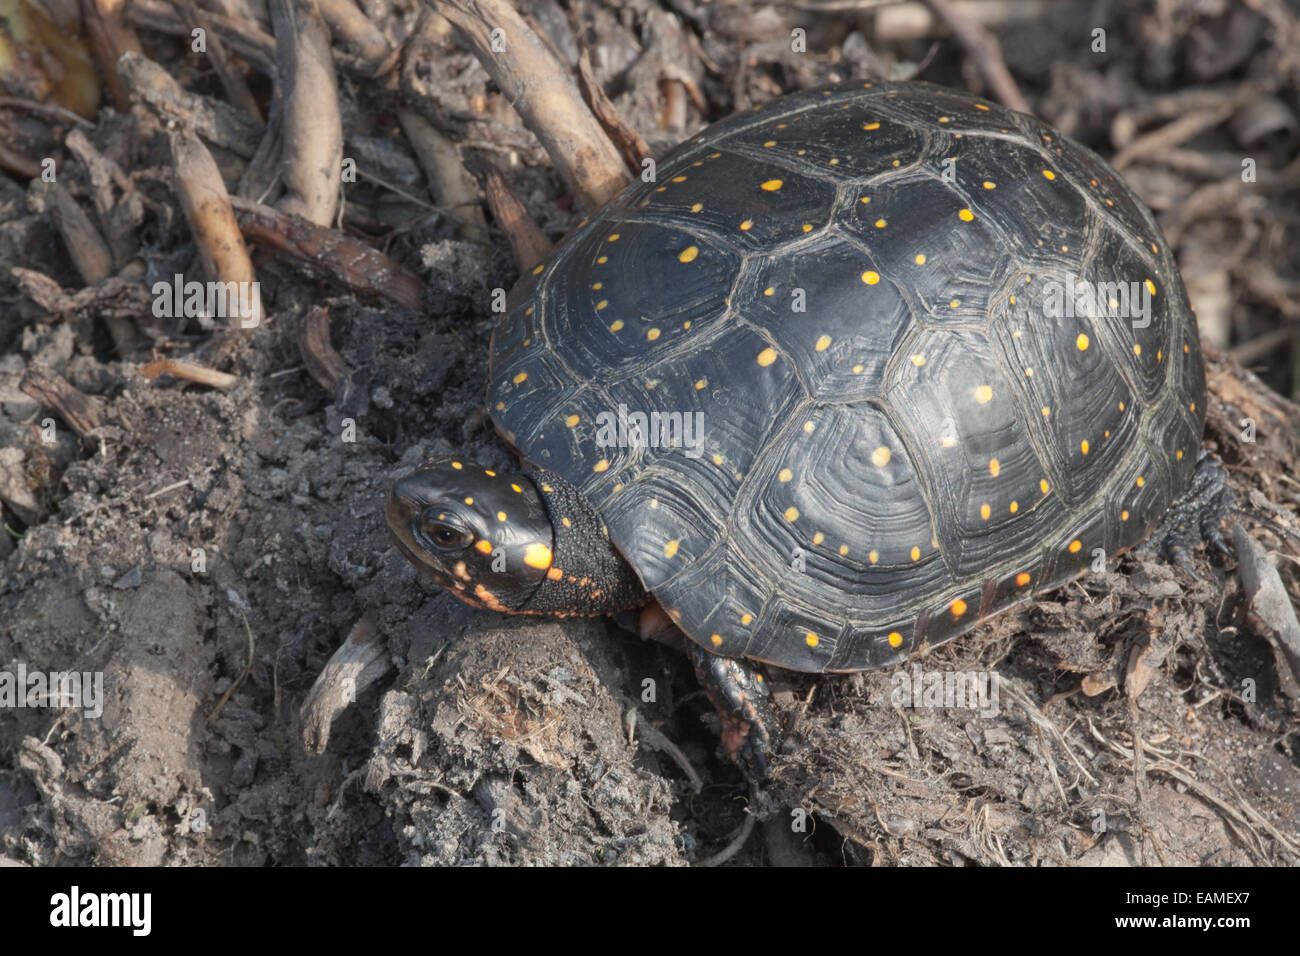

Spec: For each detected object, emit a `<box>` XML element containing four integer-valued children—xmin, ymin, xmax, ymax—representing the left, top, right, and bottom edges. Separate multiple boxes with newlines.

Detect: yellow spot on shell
<box><xmin>1133</xmin><ymin>344</ymin><xmax>1142</xmax><ymax>356</ymax></box>
<box><xmin>888</xmin><ymin>632</ymin><xmax>903</xmax><ymax>648</ymax></box>
<box><xmin>875</xmin><ymin>219</ymin><xmax>887</xmax><ymax>228</ymax></box>
<box><xmin>496</xmin><ymin>511</ymin><xmax>507</xmax><ymax>521</ymax></box>
<box><xmin>596</xmin><ymin>300</ymin><xmax>609</xmax><ymax>310</ymax></box>
<box><xmin>862</xmin><ymin>270</ymin><xmax>880</xmax><ymax>285</ymax></box>
<box><xmin>915</xmin><ymin>254</ymin><xmax>927</xmax><ymax>265</ymax></box>
<box><xmin>565</xmin><ymin>415</ymin><xmax>579</xmax><ymax>427</ymax></box>
<box><xmin>523</xmin><ymin>543</ymin><xmax>552</xmax><ymax>568</ymax></box>
<box><xmin>511</xmin><ymin>484</ymin><xmax>523</xmax><ymax>493</ymax></box>
<box><xmin>1042</xmin><ymin>169</ymin><xmax>1056</xmax><ymax>180</ymax></box>
<box><xmin>975</xmin><ymin>385</ymin><xmax>992</xmax><ymax>403</ymax></box>
<box><xmin>691</xmin><ymin>202</ymin><xmax>703</xmax><ymax>212</ymax></box>
<box><xmin>1081</xmin><ymin>440</ymin><xmax>1090</xmax><ymax>455</ymax></box>
<box><xmin>451</xmin><ymin>461</ymin><xmax>463</xmax><ymax>470</ymax></box>
<box><xmin>1145</xmin><ymin>279</ymin><xmax>1157</xmax><ymax>296</ymax></box>
<box><xmin>1040</xmin><ymin>479</ymin><xmax>1050</xmax><ymax>494</ymax></box>
<box><xmin>740</xmin><ymin>220</ymin><xmax>753</xmax><ymax>231</ymax></box>
<box><xmin>608</xmin><ymin>233</ymin><xmax>620</xmax><ymax>242</ymax></box>
<box><xmin>872</xmin><ymin>447</ymin><xmax>891</xmax><ymax>467</ymax></box>
<box><xmin>647</xmin><ymin>328</ymin><xmax>661</xmax><ymax>341</ymax></box>
<box><xmin>594</xmin><ymin>459</ymin><xmax>609</xmax><ymax>473</ymax></box>
<box><xmin>983</xmin><ymin>181</ymin><xmax>996</xmax><ymax>189</ymax></box>
<box><xmin>805</xmin><ymin>632</ymin><xmax>819</xmax><ymax>648</ymax></box>
<box><xmin>813</xmin><ymin>532</ymin><xmax>825</xmax><ymax>545</ymax></box>
<box><xmin>1016</xmin><ymin>572</ymin><xmax>1031</xmax><ymax>587</ymax></box>
<box><xmin>778</xmin><ymin>468</ymin><xmax>793</xmax><ymax>482</ymax></box>
<box><xmin>1176</xmin><ymin>449</ymin><xmax>1184</xmax><ymax>460</ymax></box>
<box><xmin>761</xmin><ymin>179</ymin><xmax>783</xmax><ymax>191</ymax></box>
<box><xmin>1069</xmin><ymin>539</ymin><xmax>1082</xmax><ymax>553</ymax></box>
<box><xmin>1121</xmin><ymin>509</ymin><xmax>1130</xmax><ymax>521</ymax></box>
<box><xmin>513</xmin><ymin>372</ymin><xmax>528</xmax><ymax>384</ymax></box>
<box><xmin>958</xmin><ymin>208</ymin><xmax>974</xmax><ymax>222</ymax></box>
<box><xmin>679</xmin><ymin>246</ymin><xmax>699</xmax><ymax>263</ymax></box>
<box><xmin>664</xmin><ymin>540</ymin><xmax>679</xmax><ymax>558</ymax></box>
<box><xmin>815</xmin><ymin>335</ymin><xmax>831</xmax><ymax>351</ymax></box>
<box><xmin>910</xmin><ymin>546</ymin><xmax>920</xmax><ymax>561</ymax></box>
<box><xmin>868</xmin><ymin>549</ymin><xmax>879</xmax><ymax>563</ymax></box>
<box><xmin>1077</xmin><ymin>333</ymin><xmax>1089</xmax><ymax>351</ymax></box>
<box><xmin>989</xmin><ymin>458</ymin><xmax>1000</xmax><ymax>477</ymax></box>
<box><xmin>741</xmin><ymin>613</ymin><xmax>753</xmax><ymax>626</ymax></box>
<box><xmin>764</xmin><ymin>287</ymin><xmax>775</xmax><ymax>296</ymax></box>
<box><xmin>609</xmin><ymin>319</ymin><xmax>624</xmax><ymax>332</ymax></box>
<box><xmin>756</xmin><ymin>347</ymin><xmax>777</xmax><ymax>367</ymax></box>
<box><xmin>485</xmin><ymin>469</ymin><xmax>496</xmax><ymax>477</ymax></box>
<box><xmin>711</xmin><ymin>634</ymin><xmax>723</xmax><ymax>646</ymax></box>
<box><xmin>475</xmin><ymin>540</ymin><xmax>493</xmax><ymax>554</ymax></box>
<box><xmin>951</xmin><ymin>599</ymin><xmax>967</xmax><ymax>617</ymax></box>
<box><xmin>695</xmin><ymin>379</ymin><xmax>707</xmax><ymax>390</ymax></box>
<box><xmin>804</xmin><ymin>421</ymin><xmax>814</xmax><ymax>433</ymax></box>
<box><xmin>911</xmin><ymin>354</ymin><xmax>925</xmax><ymax>367</ymax></box>
<box><xmin>980</xmin><ymin>503</ymin><xmax>991</xmax><ymax>520</ymax></box>
<box><xmin>464</xmin><ymin>497</ymin><xmax>474</xmax><ymax>506</ymax></box>
<box><xmin>532</xmin><ymin>264</ymin><xmax>545</xmax><ymax>275</ymax></box>
<box><xmin>784</xmin><ymin>507</ymin><xmax>799</xmax><ymax>522</ymax></box>
<box><xmin>1010</xmin><ymin>501</ymin><xmax>1019</xmax><ymax>514</ymax></box>
<box><xmin>862</xmin><ymin>122</ymin><xmax>880</xmax><ymax>130</ymax></box>
<box><xmin>839</xmin><ymin>544</ymin><xmax>849</xmax><ymax>556</ymax></box>
<box><xmin>1136</xmin><ymin>476</ymin><xmax>1145</xmax><ymax>488</ymax></box>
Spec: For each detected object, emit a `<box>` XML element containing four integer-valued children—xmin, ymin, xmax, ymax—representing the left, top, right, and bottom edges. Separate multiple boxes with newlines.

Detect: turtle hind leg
<box><xmin>1147</xmin><ymin>449</ymin><xmax>1236</xmax><ymax>574</ymax></box>
<box><xmin>682</xmin><ymin>642</ymin><xmax>780</xmax><ymax>781</ymax></box>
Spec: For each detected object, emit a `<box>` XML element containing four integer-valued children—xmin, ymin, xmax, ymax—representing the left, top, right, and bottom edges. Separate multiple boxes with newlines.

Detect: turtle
<box><xmin>386</xmin><ymin>79</ymin><xmax>1224</xmax><ymax>778</ymax></box>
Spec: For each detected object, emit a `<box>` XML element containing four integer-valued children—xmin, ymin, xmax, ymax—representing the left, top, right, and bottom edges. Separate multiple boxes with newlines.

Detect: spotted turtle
<box><xmin>387</xmin><ymin>80</ymin><xmax>1211</xmax><ymax>777</ymax></box>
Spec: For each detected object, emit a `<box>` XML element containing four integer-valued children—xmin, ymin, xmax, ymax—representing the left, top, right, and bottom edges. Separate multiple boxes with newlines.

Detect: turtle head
<box><xmin>386</xmin><ymin>459</ymin><xmax>555</xmax><ymax>613</ymax></box>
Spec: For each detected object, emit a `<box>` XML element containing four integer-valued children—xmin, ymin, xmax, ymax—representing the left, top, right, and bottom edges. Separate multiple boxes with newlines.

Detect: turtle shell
<box><xmin>488</xmin><ymin>80</ymin><xmax>1206</xmax><ymax>673</ymax></box>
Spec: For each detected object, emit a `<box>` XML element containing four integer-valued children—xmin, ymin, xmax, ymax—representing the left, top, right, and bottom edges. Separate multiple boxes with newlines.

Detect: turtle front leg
<box><xmin>684</xmin><ymin>643</ymin><xmax>780</xmax><ymax>780</ymax></box>
<box><xmin>638</xmin><ymin>603</ymin><xmax>780</xmax><ymax>779</ymax></box>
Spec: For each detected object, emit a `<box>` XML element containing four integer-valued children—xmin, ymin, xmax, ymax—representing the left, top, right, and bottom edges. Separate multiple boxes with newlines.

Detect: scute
<box><xmin>490</xmin><ymin>80</ymin><xmax>1205</xmax><ymax>673</ymax></box>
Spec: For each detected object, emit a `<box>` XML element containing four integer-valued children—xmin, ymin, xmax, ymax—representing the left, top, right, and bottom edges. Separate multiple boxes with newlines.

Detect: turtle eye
<box><xmin>420</xmin><ymin>511</ymin><xmax>473</xmax><ymax>551</ymax></box>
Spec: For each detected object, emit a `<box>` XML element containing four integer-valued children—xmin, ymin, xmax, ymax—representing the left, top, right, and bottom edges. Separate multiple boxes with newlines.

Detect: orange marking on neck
<box><xmin>473</xmin><ymin>585</ymin><xmax>513</xmax><ymax>612</ymax></box>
